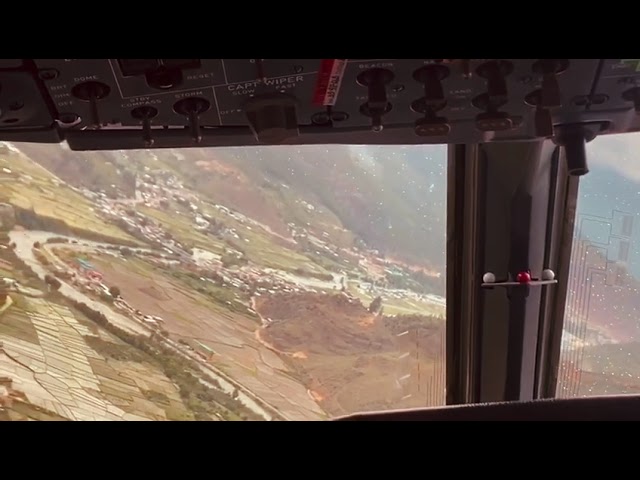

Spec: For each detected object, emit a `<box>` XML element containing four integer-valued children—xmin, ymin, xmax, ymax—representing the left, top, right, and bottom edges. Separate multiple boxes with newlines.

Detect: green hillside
<box><xmin>152</xmin><ymin>145</ymin><xmax>447</xmax><ymax>269</ymax></box>
<box><xmin>8</xmin><ymin>143</ymin><xmax>447</xmax><ymax>271</ymax></box>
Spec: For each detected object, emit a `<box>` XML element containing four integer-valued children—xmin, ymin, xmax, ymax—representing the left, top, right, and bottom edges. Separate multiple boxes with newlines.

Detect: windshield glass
<box><xmin>558</xmin><ymin>132</ymin><xmax>640</xmax><ymax>397</ymax></box>
<box><xmin>0</xmin><ymin>142</ymin><xmax>446</xmax><ymax>420</ymax></box>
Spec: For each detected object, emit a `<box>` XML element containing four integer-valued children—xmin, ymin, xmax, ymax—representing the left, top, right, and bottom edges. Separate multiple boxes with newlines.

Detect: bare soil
<box><xmin>256</xmin><ymin>292</ymin><xmax>446</xmax><ymax>416</ymax></box>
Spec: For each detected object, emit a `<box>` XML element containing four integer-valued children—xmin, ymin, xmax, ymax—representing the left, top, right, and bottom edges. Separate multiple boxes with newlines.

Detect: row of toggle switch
<box><xmin>64</xmin><ymin>60</ymin><xmax>635</xmax><ymax>145</ymax></box>
<box><xmin>67</xmin><ymin>80</ymin><xmax>212</xmax><ymax>146</ymax></box>
<box><xmin>355</xmin><ymin>59</ymin><xmax>570</xmax><ymax>137</ymax></box>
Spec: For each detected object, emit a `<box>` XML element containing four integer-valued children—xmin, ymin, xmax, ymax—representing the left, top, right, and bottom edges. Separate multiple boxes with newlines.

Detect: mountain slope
<box><xmin>17</xmin><ymin>143</ymin><xmax>448</xmax><ymax>270</ymax></box>
<box><xmin>151</xmin><ymin>145</ymin><xmax>447</xmax><ymax>269</ymax></box>
<box><xmin>12</xmin><ymin>143</ymin><xmax>136</xmax><ymax>198</ymax></box>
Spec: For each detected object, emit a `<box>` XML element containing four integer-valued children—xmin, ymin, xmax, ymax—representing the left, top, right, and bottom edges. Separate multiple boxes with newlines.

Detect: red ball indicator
<box><xmin>516</xmin><ymin>271</ymin><xmax>532</xmax><ymax>284</ymax></box>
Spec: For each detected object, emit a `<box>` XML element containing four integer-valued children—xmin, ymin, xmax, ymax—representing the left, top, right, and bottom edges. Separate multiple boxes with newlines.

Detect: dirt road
<box><xmin>7</xmin><ymin>230</ymin><xmax>293</xmax><ymax>421</ymax></box>
<box><xmin>10</xmin><ymin>230</ymin><xmax>151</xmax><ymax>337</ymax></box>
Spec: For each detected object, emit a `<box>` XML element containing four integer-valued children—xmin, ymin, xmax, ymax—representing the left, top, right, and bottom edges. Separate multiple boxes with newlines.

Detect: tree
<box><xmin>44</xmin><ymin>274</ymin><xmax>61</xmax><ymax>291</ymax></box>
<box><xmin>109</xmin><ymin>286</ymin><xmax>121</xmax><ymax>298</ymax></box>
<box><xmin>33</xmin><ymin>241</ymin><xmax>41</xmax><ymax>249</ymax></box>
<box><xmin>100</xmin><ymin>292</ymin><xmax>114</xmax><ymax>303</ymax></box>
<box><xmin>368</xmin><ymin>296</ymin><xmax>383</xmax><ymax>314</ymax></box>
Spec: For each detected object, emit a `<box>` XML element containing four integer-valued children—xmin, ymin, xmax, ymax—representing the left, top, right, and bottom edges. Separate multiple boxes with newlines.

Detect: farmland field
<box><xmin>1</xmin><ymin>141</ymin><xmax>451</xmax><ymax>421</ymax></box>
<box><xmin>88</xmin><ymin>254</ymin><xmax>327</xmax><ymax>420</ymax></box>
<box><xmin>0</xmin><ymin>295</ymin><xmax>192</xmax><ymax>420</ymax></box>
<box><xmin>0</xmin><ymin>151</ymin><xmax>139</xmax><ymax>246</ymax></box>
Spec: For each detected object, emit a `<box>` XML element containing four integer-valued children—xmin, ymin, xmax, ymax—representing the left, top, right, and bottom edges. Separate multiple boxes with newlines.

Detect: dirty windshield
<box><xmin>0</xmin><ymin>142</ymin><xmax>446</xmax><ymax>420</ymax></box>
<box><xmin>558</xmin><ymin>132</ymin><xmax>640</xmax><ymax>397</ymax></box>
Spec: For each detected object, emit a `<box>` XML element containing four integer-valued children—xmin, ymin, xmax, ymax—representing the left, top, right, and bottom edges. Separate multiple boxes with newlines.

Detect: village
<box><xmin>0</xmin><ymin>150</ymin><xmax>449</xmax><ymax>379</ymax></box>
<box><xmin>66</xmin><ymin>167</ymin><xmax>446</xmax><ymax>314</ymax></box>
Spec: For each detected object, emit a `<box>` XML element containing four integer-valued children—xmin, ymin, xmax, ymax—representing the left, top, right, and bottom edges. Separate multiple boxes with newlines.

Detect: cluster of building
<box><xmin>71</xmin><ymin>166</ymin><xmax>447</xmax><ymax>316</ymax></box>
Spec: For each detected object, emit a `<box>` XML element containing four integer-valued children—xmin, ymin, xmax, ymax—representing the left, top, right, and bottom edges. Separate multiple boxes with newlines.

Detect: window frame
<box><xmin>446</xmin><ymin>141</ymin><xmax>577</xmax><ymax>404</ymax></box>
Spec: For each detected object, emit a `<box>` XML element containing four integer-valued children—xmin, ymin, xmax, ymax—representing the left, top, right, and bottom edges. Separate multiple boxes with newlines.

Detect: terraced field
<box><xmin>0</xmin><ymin>295</ymin><xmax>192</xmax><ymax>421</ymax></box>
<box><xmin>88</xmin><ymin>254</ymin><xmax>327</xmax><ymax>420</ymax></box>
<box><xmin>0</xmin><ymin>150</ymin><xmax>139</xmax><ymax>246</ymax></box>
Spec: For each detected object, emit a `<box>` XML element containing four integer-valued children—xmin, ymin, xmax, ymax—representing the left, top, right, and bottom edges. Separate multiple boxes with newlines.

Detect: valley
<box><xmin>0</xmin><ymin>142</ymin><xmax>447</xmax><ymax>420</ymax></box>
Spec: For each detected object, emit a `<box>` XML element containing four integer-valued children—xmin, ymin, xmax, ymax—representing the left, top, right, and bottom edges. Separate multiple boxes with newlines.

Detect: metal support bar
<box><xmin>446</xmin><ymin>140</ymin><xmax>574</xmax><ymax>404</ymax></box>
<box><xmin>446</xmin><ymin>144</ymin><xmax>485</xmax><ymax>405</ymax></box>
<box><xmin>536</xmin><ymin>149</ymin><xmax>580</xmax><ymax>398</ymax></box>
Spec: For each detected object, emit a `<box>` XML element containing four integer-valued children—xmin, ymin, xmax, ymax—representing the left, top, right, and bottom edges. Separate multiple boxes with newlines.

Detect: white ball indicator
<box><xmin>541</xmin><ymin>269</ymin><xmax>555</xmax><ymax>281</ymax></box>
<box><xmin>482</xmin><ymin>272</ymin><xmax>496</xmax><ymax>283</ymax></box>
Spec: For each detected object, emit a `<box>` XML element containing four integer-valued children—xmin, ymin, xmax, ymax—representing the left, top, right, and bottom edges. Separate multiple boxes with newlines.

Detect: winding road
<box><xmin>8</xmin><ymin>229</ymin><xmax>283</xmax><ymax>421</ymax></box>
<box><xmin>10</xmin><ymin>231</ymin><xmax>151</xmax><ymax>337</ymax></box>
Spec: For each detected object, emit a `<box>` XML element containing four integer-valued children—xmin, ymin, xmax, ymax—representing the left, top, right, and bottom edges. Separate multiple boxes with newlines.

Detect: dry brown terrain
<box><xmin>256</xmin><ymin>292</ymin><xmax>446</xmax><ymax>416</ymax></box>
<box><xmin>90</xmin><ymin>256</ymin><xmax>326</xmax><ymax>420</ymax></box>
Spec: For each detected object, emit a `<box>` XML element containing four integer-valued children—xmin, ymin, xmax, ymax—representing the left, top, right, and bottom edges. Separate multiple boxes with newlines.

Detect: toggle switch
<box><xmin>413</xmin><ymin>64</ymin><xmax>449</xmax><ymax>106</ymax></box>
<box><xmin>524</xmin><ymin>89</ymin><xmax>554</xmax><ymax>138</ymax></box>
<box><xmin>131</xmin><ymin>106</ymin><xmax>159</xmax><ymax>147</ymax></box>
<box><xmin>357</xmin><ymin>68</ymin><xmax>394</xmax><ymax>132</ymax></box>
<box><xmin>71</xmin><ymin>81</ymin><xmax>111</xmax><ymax>129</ymax></box>
<box><xmin>476</xmin><ymin>60</ymin><xmax>513</xmax><ymax>107</ymax></box>
<box><xmin>411</xmin><ymin>64</ymin><xmax>451</xmax><ymax>137</ymax></box>
<box><xmin>532</xmin><ymin>59</ymin><xmax>569</xmax><ymax>108</ymax></box>
<box><xmin>173</xmin><ymin>97</ymin><xmax>211</xmax><ymax>144</ymax></box>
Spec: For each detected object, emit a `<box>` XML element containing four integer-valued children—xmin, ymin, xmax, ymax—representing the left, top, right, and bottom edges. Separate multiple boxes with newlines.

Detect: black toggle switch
<box><xmin>532</xmin><ymin>59</ymin><xmax>568</xmax><ymax>109</ymax></box>
<box><xmin>173</xmin><ymin>97</ymin><xmax>211</xmax><ymax>144</ymax></box>
<box><xmin>357</xmin><ymin>68</ymin><xmax>394</xmax><ymax>109</ymax></box>
<box><xmin>357</xmin><ymin>68</ymin><xmax>394</xmax><ymax>132</ymax></box>
<box><xmin>359</xmin><ymin>102</ymin><xmax>392</xmax><ymax>132</ymax></box>
<box><xmin>524</xmin><ymin>89</ymin><xmax>554</xmax><ymax>138</ymax></box>
<box><xmin>476</xmin><ymin>60</ymin><xmax>513</xmax><ymax>107</ymax></box>
<box><xmin>244</xmin><ymin>93</ymin><xmax>299</xmax><ymax>144</ymax></box>
<box><xmin>71</xmin><ymin>81</ymin><xmax>111</xmax><ymax>129</ymax></box>
<box><xmin>412</xmin><ymin>65</ymin><xmax>451</xmax><ymax>137</ymax></box>
<box><xmin>131</xmin><ymin>106</ymin><xmax>159</xmax><ymax>147</ymax></box>
<box><xmin>413</xmin><ymin>64</ymin><xmax>449</xmax><ymax>106</ymax></box>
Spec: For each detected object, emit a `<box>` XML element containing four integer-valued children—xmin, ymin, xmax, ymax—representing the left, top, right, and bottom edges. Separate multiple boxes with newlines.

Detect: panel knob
<box><xmin>244</xmin><ymin>93</ymin><xmax>299</xmax><ymax>144</ymax></box>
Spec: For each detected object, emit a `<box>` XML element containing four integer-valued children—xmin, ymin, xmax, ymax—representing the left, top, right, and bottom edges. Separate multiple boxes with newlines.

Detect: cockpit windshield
<box><xmin>559</xmin><ymin>132</ymin><xmax>640</xmax><ymax>398</ymax></box>
<box><xmin>0</xmin><ymin>142</ymin><xmax>446</xmax><ymax>420</ymax></box>
<box><xmin>4</xmin><ymin>133</ymin><xmax>639</xmax><ymax>421</ymax></box>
